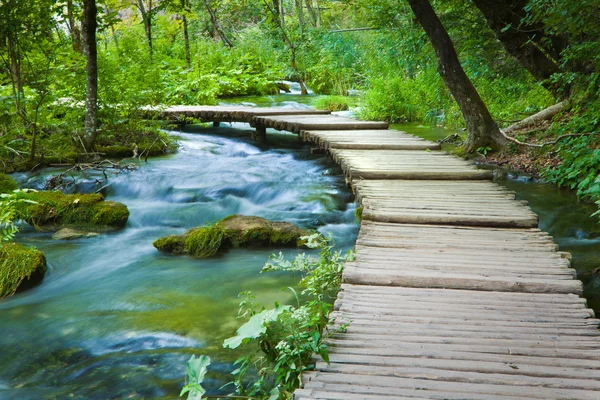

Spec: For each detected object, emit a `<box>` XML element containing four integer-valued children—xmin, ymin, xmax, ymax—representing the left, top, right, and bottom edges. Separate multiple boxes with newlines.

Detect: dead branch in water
<box><xmin>45</xmin><ymin>159</ymin><xmax>137</xmax><ymax>191</ymax></box>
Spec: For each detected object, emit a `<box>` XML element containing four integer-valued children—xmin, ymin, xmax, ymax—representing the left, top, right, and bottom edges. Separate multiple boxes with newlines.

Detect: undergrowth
<box><xmin>181</xmin><ymin>233</ymin><xmax>354</xmax><ymax>399</ymax></box>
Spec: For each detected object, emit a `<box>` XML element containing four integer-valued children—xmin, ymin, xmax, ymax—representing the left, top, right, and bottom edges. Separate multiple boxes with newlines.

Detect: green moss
<box><xmin>17</xmin><ymin>191</ymin><xmax>129</xmax><ymax>231</ymax></box>
<box><xmin>449</xmin><ymin>146</ymin><xmax>468</xmax><ymax>158</ymax></box>
<box><xmin>184</xmin><ymin>224</ymin><xmax>225</xmax><ymax>258</ymax></box>
<box><xmin>355</xmin><ymin>206</ymin><xmax>363</xmax><ymax>221</ymax></box>
<box><xmin>153</xmin><ymin>235</ymin><xmax>186</xmax><ymax>254</ymax></box>
<box><xmin>0</xmin><ymin>243</ymin><xmax>47</xmax><ymax>299</ymax></box>
<box><xmin>90</xmin><ymin>201</ymin><xmax>129</xmax><ymax>227</ymax></box>
<box><xmin>96</xmin><ymin>145</ymin><xmax>135</xmax><ymax>158</ymax></box>
<box><xmin>221</xmin><ymin>215</ymin><xmax>308</xmax><ymax>248</ymax></box>
<box><xmin>153</xmin><ymin>216</ymin><xmax>309</xmax><ymax>259</ymax></box>
<box><xmin>0</xmin><ymin>173</ymin><xmax>18</xmax><ymax>194</ymax></box>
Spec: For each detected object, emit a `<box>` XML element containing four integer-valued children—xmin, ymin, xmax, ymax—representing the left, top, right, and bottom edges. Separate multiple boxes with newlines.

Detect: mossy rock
<box><xmin>17</xmin><ymin>191</ymin><xmax>129</xmax><ymax>232</ymax></box>
<box><xmin>276</xmin><ymin>82</ymin><xmax>291</xmax><ymax>93</ymax></box>
<box><xmin>0</xmin><ymin>243</ymin><xmax>47</xmax><ymax>299</ymax></box>
<box><xmin>0</xmin><ymin>173</ymin><xmax>18</xmax><ymax>193</ymax></box>
<box><xmin>153</xmin><ymin>215</ymin><xmax>309</xmax><ymax>258</ymax></box>
<box><xmin>184</xmin><ymin>225</ymin><xmax>225</xmax><ymax>257</ymax></box>
<box><xmin>153</xmin><ymin>235</ymin><xmax>186</xmax><ymax>254</ymax></box>
<box><xmin>220</xmin><ymin>215</ymin><xmax>308</xmax><ymax>247</ymax></box>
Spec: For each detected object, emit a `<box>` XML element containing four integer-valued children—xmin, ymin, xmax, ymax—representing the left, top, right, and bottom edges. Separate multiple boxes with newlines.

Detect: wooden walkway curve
<box><xmin>148</xmin><ymin>106</ymin><xmax>600</xmax><ymax>399</ymax></box>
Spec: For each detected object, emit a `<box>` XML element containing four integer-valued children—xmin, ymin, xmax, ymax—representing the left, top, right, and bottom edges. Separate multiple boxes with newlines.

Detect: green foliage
<box><xmin>0</xmin><ymin>189</ymin><xmax>38</xmax><ymax>242</ymax></box>
<box><xmin>543</xmin><ymin>135</ymin><xmax>600</xmax><ymax>203</ymax></box>
<box><xmin>0</xmin><ymin>174</ymin><xmax>18</xmax><ymax>194</ymax></box>
<box><xmin>181</xmin><ymin>355</ymin><xmax>211</xmax><ymax>400</ymax></box>
<box><xmin>312</xmin><ymin>96</ymin><xmax>355</xmax><ymax>112</ymax></box>
<box><xmin>184</xmin><ymin>224</ymin><xmax>225</xmax><ymax>258</ymax></box>
<box><xmin>182</xmin><ymin>234</ymin><xmax>353</xmax><ymax>399</ymax></box>
<box><xmin>477</xmin><ymin>146</ymin><xmax>493</xmax><ymax>156</ymax></box>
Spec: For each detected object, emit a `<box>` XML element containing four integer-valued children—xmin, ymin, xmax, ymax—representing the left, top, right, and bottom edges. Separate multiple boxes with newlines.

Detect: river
<box><xmin>0</xmin><ymin>117</ymin><xmax>358</xmax><ymax>399</ymax></box>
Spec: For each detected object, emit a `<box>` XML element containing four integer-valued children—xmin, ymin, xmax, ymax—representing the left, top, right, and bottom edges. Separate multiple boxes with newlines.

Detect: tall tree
<box><xmin>82</xmin><ymin>0</ymin><xmax>98</xmax><ymax>151</ymax></box>
<box><xmin>135</xmin><ymin>0</ymin><xmax>156</xmax><ymax>59</ymax></box>
<box><xmin>203</xmin><ymin>0</ymin><xmax>234</xmax><ymax>48</ymax></box>
<box><xmin>470</xmin><ymin>0</ymin><xmax>562</xmax><ymax>87</ymax></box>
<box><xmin>181</xmin><ymin>0</ymin><xmax>191</xmax><ymax>68</ymax></box>
<box><xmin>406</xmin><ymin>0</ymin><xmax>506</xmax><ymax>151</ymax></box>
<box><xmin>66</xmin><ymin>0</ymin><xmax>83</xmax><ymax>53</ymax></box>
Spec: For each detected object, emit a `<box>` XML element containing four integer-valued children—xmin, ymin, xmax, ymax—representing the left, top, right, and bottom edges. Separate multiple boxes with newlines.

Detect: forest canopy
<box><xmin>0</xmin><ymin>0</ymin><xmax>598</xmax><ymax>211</ymax></box>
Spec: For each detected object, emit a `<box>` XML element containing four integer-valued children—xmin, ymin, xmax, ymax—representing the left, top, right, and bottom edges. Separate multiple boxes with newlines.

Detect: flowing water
<box><xmin>0</xmin><ymin>121</ymin><xmax>358</xmax><ymax>399</ymax></box>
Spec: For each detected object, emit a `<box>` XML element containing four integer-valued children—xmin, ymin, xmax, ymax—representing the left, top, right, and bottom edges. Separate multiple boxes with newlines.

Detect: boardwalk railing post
<box><xmin>252</xmin><ymin>125</ymin><xmax>267</xmax><ymax>142</ymax></box>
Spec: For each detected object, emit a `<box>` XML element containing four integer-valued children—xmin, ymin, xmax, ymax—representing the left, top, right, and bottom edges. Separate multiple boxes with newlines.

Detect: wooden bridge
<box><xmin>148</xmin><ymin>106</ymin><xmax>600</xmax><ymax>399</ymax></box>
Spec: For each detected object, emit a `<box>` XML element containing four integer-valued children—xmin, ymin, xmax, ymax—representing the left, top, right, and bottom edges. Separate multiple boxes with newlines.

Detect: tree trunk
<box><xmin>471</xmin><ymin>0</ymin><xmax>561</xmax><ymax>86</ymax></box>
<box><xmin>291</xmin><ymin>48</ymin><xmax>308</xmax><ymax>95</ymax></box>
<box><xmin>137</xmin><ymin>0</ymin><xmax>153</xmax><ymax>59</ymax></box>
<box><xmin>82</xmin><ymin>0</ymin><xmax>98</xmax><ymax>152</ymax></box>
<box><xmin>295</xmin><ymin>0</ymin><xmax>304</xmax><ymax>35</ymax></box>
<box><xmin>7</xmin><ymin>35</ymin><xmax>24</xmax><ymax>116</ymax></box>
<box><xmin>406</xmin><ymin>0</ymin><xmax>506</xmax><ymax>151</ymax></box>
<box><xmin>203</xmin><ymin>0</ymin><xmax>233</xmax><ymax>48</ymax></box>
<box><xmin>182</xmin><ymin>14</ymin><xmax>191</xmax><ymax>68</ymax></box>
<box><xmin>67</xmin><ymin>0</ymin><xmax>83</xmax><ymax>53</ymax></box>
<box><xmin>304</xmin><ymin>0</ymin><xmax>317</xmax><ymax>27</ymax></box>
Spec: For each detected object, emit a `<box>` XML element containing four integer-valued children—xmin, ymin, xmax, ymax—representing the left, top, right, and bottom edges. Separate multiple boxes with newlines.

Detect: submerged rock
<box><xmin>153</xmin><ymin>215</ymin><xmax>310</xmax><ymax>258</ymax></box>
<box><xmin>52</xmin><ymin>228</ymin><xmax>100</xmax><ymax>240</ymax></box>
<box><xmin>0</xmin><ymin>243</ymin><xmax>47</xmax><ymax>299</ymax></box>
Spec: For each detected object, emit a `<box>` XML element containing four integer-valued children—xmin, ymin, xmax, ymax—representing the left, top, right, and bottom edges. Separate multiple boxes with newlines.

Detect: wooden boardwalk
<box><xmin>156</xmin><ymin>107</ymin><xmax>600</xmax><ymax>398</ymax></box>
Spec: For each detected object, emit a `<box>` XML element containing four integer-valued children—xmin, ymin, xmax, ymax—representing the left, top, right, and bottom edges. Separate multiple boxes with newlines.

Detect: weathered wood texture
<box><xmin>297</xmin><ymin>286</ymin><xmax>600</xmax><ymax>400</ymax></box>
<box><xmin>344</xmin><ymin>221</ymin><xmax>582</xmax><ymax>295</ymax></box>
<box><xmin>330</xmin><ymin>149</ymin><xmax>494</xmax><ymax>180</ymax></box>
<box><xmin>300</xmin><ymin>129</ymin><xmax>442</xmax><ymax>150</ymax></box>
<box><xmin>253</xmin><ymin>114</ymin><xmax>389</xmax><ymax>132</ymax></box>
<box><xmin>141</xmin><ymin>105</ymin><xmax>331</xmax><ymax>122</ymax></box>
<box><xmin>354</xmin><ymin>180</ymin><xmax>539</xmax><ymax>228</ymax></box>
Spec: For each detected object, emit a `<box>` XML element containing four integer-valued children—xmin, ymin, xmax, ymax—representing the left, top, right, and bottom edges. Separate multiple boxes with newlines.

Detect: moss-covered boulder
<box><xmin>0</xmin><ymin>243</ymin><xmax>47</xmax><ymax>299</ymax></box>
<box><xmin>153</xmin><ymin>234</ymin><xmax>186</xmax><ymax>254</ymax></box>
<box><xmin>0</xmin><ymin>173</ymin><xmax>18</xmax><ymax>193</ymax></box>
<box><xmin>153</xmin><ymin>215</ymin><xmax>309</xmax><ymax>258</ymax></box>
<box><xmin>17</xmin><ymin>191</ymin><xmax>129</xmax><ymax>232</ymax></box>
<box><xmin>220</xmin><ymin>215</ymin><xmax>308</xmax><ymax>247</ymax></box>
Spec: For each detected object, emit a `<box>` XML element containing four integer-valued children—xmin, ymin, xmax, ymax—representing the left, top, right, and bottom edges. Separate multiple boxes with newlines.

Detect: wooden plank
<box><xmin>300</xmin><ymin>129</ymin><xmax>442</xmax><ymax>150</ymax></box>
<box><xmin>315</xmin><ymin>362</ymin><xmax>600</xmax><ymax>389</ymax></box>
<box><xmin>253</xmin><ymin>115</ymin><xmax>389</xmax><ymax>132</ymax></box>
<box><xmin>302</xmin><ymin>372</ymin><xmax>600</xmax><ymax>399</ymax></box>
<box><xmin>141</xmin><ymin>105</ymin><xmax>331</xmax><ymax>122</ymax></box>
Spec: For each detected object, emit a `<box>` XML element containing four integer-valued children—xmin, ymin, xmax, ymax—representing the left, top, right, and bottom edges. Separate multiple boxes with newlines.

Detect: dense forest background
<box><xmin>0</xmin><ymin>0</ymin><xmax>599</xmax><ymax>211</ymax></box>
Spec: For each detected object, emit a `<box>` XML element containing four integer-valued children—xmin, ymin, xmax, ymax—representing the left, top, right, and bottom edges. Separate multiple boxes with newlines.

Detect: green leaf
<box><xmin>180</xmin><ymin>355</ymin><xmax>210</xmax><ymax>399</ymax></box>
<box><xmin>223</xmin><ymin>304</ymin><xmax>291</xmax><ymax>349</ymax></box>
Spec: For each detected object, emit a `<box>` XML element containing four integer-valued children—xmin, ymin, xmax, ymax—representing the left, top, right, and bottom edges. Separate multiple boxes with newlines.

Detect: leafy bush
<box><xmin>313</xmin><ymin>95</ymin><xmax>355</xmax><ymax>112</ymax></box>
<box><xmin>181</xmin><ymin>234</ymin><xmax>354</xmax><ymax>399</ymax></box>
